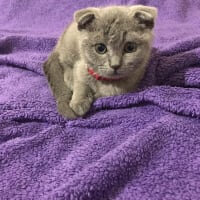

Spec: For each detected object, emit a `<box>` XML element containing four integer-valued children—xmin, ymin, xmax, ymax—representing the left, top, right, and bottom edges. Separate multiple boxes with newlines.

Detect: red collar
<box><xmin>87</xmin><ymin>68</ymin><xmax>124</xmax><ymax>81</ymax></box>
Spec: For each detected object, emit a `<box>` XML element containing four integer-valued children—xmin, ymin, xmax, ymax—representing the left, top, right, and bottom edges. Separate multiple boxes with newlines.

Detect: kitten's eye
<box><xmin>95</xmin><ymin>43</ymin><xmax>107</xmax><ymax>54</ymax></box>
<box><xmin>124</xmin><ymin>42</ymin><xmax>137</xmax><ymax>53</ymax></box>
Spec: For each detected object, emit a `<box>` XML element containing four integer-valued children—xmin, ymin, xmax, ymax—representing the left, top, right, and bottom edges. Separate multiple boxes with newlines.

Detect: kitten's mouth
<box><xmin>107</xmin><ymin>68</ymin><xmax>129</xmax><ymax>78</ymax></box>
<box><xmin>109</xmin><ymin>71</ymin><xmax>124</xmax><ymax>78</ymax></box>
<box><xmin>113</xmin><ymin>70</ymin><xmax>119</xmax><ymax>75</ymax></box>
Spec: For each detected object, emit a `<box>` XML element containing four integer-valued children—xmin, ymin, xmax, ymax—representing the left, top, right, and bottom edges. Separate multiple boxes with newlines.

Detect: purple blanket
<box><xmin>0</xmin><ymin>0</ymin><xmax>200</xmax><ymax>199</ymax></box>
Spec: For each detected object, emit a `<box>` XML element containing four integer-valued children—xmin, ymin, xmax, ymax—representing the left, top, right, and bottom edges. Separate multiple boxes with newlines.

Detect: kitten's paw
<box><xmin>69</xmin><ymin>98</ymin><xmax>93</xmax><ymax>116</ymax></box>
<box><xmin>57</xmin><ymin>101</ymin><xmax>77</xmax><ymax>119</ymax></box>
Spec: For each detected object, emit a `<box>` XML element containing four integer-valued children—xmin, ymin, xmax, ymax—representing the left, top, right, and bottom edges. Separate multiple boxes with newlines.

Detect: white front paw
<box><xmin>69</xmin><ymin>98</ymin><xmax>93</xmax><ymax>116</ymax></box>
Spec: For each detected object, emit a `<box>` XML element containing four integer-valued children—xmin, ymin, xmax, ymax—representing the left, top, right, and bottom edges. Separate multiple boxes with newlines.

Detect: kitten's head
<box><xmin>74</xmin><ymin>5</ymin><xmax>157</xmax><ymax>79</ymax></box>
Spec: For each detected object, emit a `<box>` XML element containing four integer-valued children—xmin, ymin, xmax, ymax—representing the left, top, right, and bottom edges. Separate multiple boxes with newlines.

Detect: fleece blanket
<box><xmin>0</xmin><ymin>0</ymin><xmax>200</xmax><ymax>199</ymax></box>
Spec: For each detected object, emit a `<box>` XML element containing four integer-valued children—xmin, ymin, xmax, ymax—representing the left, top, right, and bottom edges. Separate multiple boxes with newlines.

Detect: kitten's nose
<box><xmin>110</xmin><ymin>64</ymin><xmax>120</xmax><ymax>70</ymax></box>
<box><xmin>109</xmin><ymin>55</ymin><xmax>121</xmax><ymax>70</ymax></box>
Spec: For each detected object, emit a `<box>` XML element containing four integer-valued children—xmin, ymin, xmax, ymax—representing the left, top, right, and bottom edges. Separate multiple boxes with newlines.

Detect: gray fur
<box><xmin>43</xmin><ymin>5</ymin><xmax>157</xmax><ymax>119</ymax></box>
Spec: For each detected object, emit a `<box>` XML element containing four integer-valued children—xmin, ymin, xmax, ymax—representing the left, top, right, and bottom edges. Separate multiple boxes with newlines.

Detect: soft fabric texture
<box><xmin>0</xmin><ymin>0</ymin><xmax>200</xmax><ymax>199</ymax></box>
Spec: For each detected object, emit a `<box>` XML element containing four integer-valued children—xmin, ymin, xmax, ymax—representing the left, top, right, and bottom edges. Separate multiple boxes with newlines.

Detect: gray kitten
<box><xmin>43</xmin><ymin>5</ymin><xmax>157</xmax><ymax>119</ymax></box>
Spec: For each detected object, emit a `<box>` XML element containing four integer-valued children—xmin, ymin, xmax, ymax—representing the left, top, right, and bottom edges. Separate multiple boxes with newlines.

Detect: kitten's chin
<box><xmin>106</xmin><ymin>72</ymin><xmax>126</xmax><ymax>79</ymax></box>
<box><xmin>96</xmin><ymin>69</ymin><xmax>125</xmax><ymax>78</ymax></box>
<box><xmin>105</xmin><ymin>68</ymin><xmax>135</xmax><ymax>79</ymax></box>
<box><xmin>87</xmin><ymin>67</ymin><xmax>127</xmax><ymax>80</ymax></box>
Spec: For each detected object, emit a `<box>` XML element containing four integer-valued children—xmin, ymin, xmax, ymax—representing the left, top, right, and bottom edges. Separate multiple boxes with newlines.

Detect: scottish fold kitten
<box><xmin>43</xmin><ymin>5</ymin><xmax>157</xmax><ymax>119</ymax></box>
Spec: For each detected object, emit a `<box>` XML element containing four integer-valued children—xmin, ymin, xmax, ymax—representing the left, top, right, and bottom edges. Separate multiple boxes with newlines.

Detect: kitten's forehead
<box><xmin>97</xmin><ymin>9</ymin><xmax>132</xmax><ymax>44</ymax></box>
<box><xmin>100</xmin><ymin>8</ymin><xmax>132</xmax><ymax>32</ymax></box>
<box><xmin>84</xmin><ymin>7</ymin><xmax>152</xmax><ymax>45</ymax></box>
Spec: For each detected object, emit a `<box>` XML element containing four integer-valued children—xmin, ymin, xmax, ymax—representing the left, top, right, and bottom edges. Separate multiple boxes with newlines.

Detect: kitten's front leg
<box><xmin>69</xmin><ymin>82</ymin><xmax>94</xmax><ymax>116</ymax></box>
<box><xmin>43</xmin><ymin>52</ymin><xmax>77</xmax><ymax>119</ymax></box>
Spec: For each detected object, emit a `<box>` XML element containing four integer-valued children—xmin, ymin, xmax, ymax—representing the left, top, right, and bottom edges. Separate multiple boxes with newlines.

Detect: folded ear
<box><xmin>131</xmin><ymin>5</ymin><xmax>157</xmax><ymax>30</ymax></box>
<box><xmin>74</xmin><ymin>8</ymin><xmax>98</xmax><ymax>31</ymax></box>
